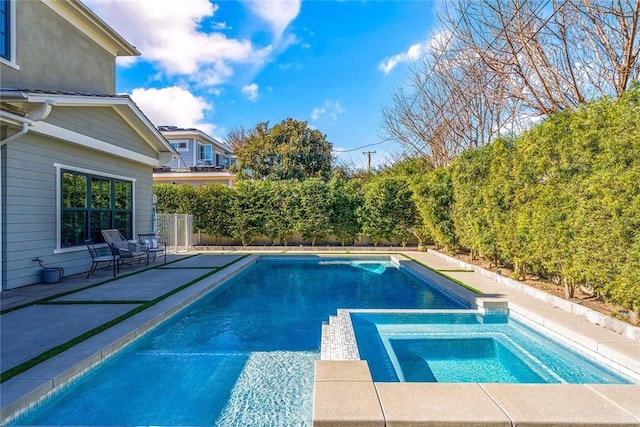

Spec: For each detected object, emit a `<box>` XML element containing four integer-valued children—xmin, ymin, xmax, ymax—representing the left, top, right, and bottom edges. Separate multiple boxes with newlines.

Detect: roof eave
<box><xmin>42</xmin><ymin>0</ymin><xmax>140</xmax><ymax>57</ymax></box>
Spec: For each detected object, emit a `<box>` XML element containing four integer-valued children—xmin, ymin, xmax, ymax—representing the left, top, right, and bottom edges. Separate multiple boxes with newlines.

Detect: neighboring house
<box><xmin>153</xmin><ymin>126</ymin><xmax>237</xmax><ymax>187</ymax></box>
<box><xmin>0</xmin><ymin>0</ymin><xmax>177</xmax><ymax>290</ymax></box>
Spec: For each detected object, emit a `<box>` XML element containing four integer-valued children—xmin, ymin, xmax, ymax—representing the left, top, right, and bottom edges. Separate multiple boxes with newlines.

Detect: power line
<box><xmin>332</xmin><ymin>140</ymin><xmax>387</xmax><ymax>152</ymax></box>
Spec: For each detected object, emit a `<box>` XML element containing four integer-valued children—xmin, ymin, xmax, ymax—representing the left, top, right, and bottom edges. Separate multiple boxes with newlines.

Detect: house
<box><xmin>153</xmin><ymin>126</ymin><xmax>237</xmax><ymax>187</ymax></box>
<box><xmin>0</xmin><ymin>0</ymin><xmax>177</xmax><ymax>290</ymax></box>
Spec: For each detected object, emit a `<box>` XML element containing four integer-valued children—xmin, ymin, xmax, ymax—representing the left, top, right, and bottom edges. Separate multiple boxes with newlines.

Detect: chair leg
<box><xmin>87</xmin><ymin>262</ymin><xmax>97</xmax><ymax>278</ymax></box>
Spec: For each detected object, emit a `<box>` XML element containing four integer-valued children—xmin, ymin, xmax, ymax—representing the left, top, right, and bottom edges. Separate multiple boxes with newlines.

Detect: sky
<box><xmin>84</xmin><ymin>0</ymin><xmax>443</xmax><ymax>171</ymax></box>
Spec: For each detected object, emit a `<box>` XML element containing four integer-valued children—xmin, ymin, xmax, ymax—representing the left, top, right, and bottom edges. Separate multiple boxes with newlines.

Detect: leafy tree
<box><xmin>230</xmin><ymin>118</ymin><xmax>333</xmax><ymax>181</ymax></box>
<box><xmin>297</xmin><ymin>178</ymin><xmax>332</xmax><ymax>245</ymax></box>
<box><xmin>329</xmin><ymin>177</ymin><xmax>362</xmax><ymax>246</ymax></box>
<box><xmin>229</xmin><ymin>181</ymin><xmax>268</xmax><ymax>246</ymax></box>
<box><xmin>410</xmin><ymin>168</ymin><xmax>457</xmax><ymax>252</ymax></box>
<box><xmin>360</xmin><ymin>176</ymin><xmax>417</xmax><ymax>246</ymax></box>
<box><xmin>262</xmin><ymin>180</ymin><xmax>299</xmax><ymax>245</ymax></box>
<box><xmin>451</xmin><ymin>145</ymin><xmax>492</xmax><ymax>261</ymax></box>
<box><xmin>153</xmin><ymin>184</ymin><xmax>197</xmax><ymax>214</ymax></box>
<box><xmin>194</xmin><ymin>184</ymin><xmax>233</xmax><ymax>245</ymax></box>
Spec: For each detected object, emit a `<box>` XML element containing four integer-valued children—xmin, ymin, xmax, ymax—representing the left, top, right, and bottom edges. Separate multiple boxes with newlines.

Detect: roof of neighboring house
<box><xmin>158</xmin><ymin>125</ymin><xmax>233</xmax><ymax>154</ymax></box>
<box><xmin>43</xmin><ymin>0</ymin><xmax>140</xmax><ymax>57</ymax></box>
<box><xmin>0</xmin><ymin>89</ymin><xmax>178</xmax><ymax>165</ymax></box>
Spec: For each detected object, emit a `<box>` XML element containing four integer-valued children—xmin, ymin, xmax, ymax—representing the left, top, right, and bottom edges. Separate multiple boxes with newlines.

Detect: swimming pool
<box><xmin>350</xmin><ymin>311</ymin><xmax>636</xmax><ymax>384</ymax></box>
<box><xmin>11</xmin><ymin>256</ymin><xmax>464</xmax><ymax>426</ymax></box>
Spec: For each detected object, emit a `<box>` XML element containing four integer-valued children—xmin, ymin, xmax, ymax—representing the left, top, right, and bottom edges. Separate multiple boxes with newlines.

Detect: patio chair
<box><xmin>101</xmin><ymin>229</ymin><xmax>149</xmax><ymax>271</ymax></box>
<box><xmin>138</xmin><ymin>233</ymin><xmax>167</xmax><ymax>264</ymax></box>
<box><xmin>86</xmin><ymin>239</ymin><xmax>120</xmax><ymax>278</ymax></box>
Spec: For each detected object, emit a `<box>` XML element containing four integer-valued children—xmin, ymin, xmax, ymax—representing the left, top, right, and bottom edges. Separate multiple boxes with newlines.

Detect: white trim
<box><xmin>0</xmin><ymin>56</ymin><xmax>19</xmax><ymax>70</ymax></box>
<box><xmin>0</xmin><ymin>0</ymin><xmax>18</xmax><ymax>68</ymax></box>
<box><xmin>33</xmin><ymin>121</ymin><xmax>161</xmax><ymax>166</ymax></box>
<box><xmin>53</xmin><ymin>163</ymin><xmax>138</xmax><ymax>183</ymax></box>
<box><xmin>14</xmin><ymin>93</ymin><xmax>177</xmax><ymax>159</ymax></box>
<box><xmin>54</xmin><ymin>164</ymin><xmax>136</xmax><ymax>252</ymax></box>
<box><xmin>197</xmin><ymin>142</ymin><xmax>213</xmax><ymax>161</ymax></box>
<box><xmin>170</xmin><ymin>140</ymin><xmax>189</xmax><ymax>152</ymax></box>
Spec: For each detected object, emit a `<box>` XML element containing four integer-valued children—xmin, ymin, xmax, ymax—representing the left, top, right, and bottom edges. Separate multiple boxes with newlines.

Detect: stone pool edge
<box><xmin>313</xmin><ymin>360</ymin><xmax>640</xmax><ymax>426</ymax></box>
<box><xmin>313</xmin><ymin>254</ymin><xmax>640</xmax><ymax>426</ymax></box>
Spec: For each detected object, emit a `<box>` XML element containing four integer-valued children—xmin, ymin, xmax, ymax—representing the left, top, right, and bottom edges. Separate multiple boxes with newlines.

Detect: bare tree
<box><xmin>568</xmin><ymin>0</ymin><xmax>640</xmax><ymax>98</ymax></box>
<box><xmin>383</xmin><ymin>0</ymin><xmax>640</xmax><ymax>164</ymax></box>
<box><xmin>381</xmin><ymin>29</ymin><xmax>519</xmax><ymax>167</ymax></box>
<box><xmin>225</xmin><ymin>125</ymin><xmax>250</xmax><ymax>154</ymax></box>
<box><xmin>449</xmin><ymin>0</ymin><xmax>640</xmax><ymax>114</ymax></box>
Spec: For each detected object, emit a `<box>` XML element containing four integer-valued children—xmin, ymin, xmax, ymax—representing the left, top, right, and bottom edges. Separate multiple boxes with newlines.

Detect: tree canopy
<box><xmin>229</xmin><ymin>118</ymin><xmax>333</xmax><ymax>181</ymax></box>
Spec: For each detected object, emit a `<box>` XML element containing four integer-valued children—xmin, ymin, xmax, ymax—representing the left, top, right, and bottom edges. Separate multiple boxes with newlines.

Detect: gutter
<box><xmin>0</xmin><ymin>101</ymin><xmax>54</xmax><ymax>147</ymax></box>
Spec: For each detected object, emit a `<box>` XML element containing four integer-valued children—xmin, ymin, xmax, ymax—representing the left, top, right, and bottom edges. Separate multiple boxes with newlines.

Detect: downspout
<box><xmin>0</xmin><ymin>122</ymin><xmax>28</xmax><ymax>146</ymax></box>
<box><xmin>0</xmin><ymin>102</ymin><xmax>53</xmax><ymax>146</ymax></box>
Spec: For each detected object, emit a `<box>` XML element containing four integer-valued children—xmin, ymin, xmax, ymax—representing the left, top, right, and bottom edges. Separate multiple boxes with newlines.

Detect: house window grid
<box><xmin>59</xmin><ymin>168</ymin><xmax>134</xmax><ymax>248</ymax></box>
<box><xmin>198</xmin><ymin>142</ymin><xmax>213</xmax><ymax>162</ymax></box>
<box><xmin>170</xmin><ymin>141</ymin><xmax>188</xmax><ymax>152</ymax></box>
<box><xmin>0</xmin><ymin>0</ymin><xmax>16</xmax><ymax>67</ymax></box>
<box><xmin>0</xmin><ymin>0</ymin><xmax>11</xmax><ymax>60</ymax></box>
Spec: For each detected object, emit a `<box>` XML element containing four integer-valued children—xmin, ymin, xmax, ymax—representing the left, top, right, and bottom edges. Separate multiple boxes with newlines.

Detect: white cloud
<box><xmin>379</xmin><ymin>42</ymin><xmax>426</xmax><ymax>74</ymax></box>
<box><xmin>242</xmin><ymin>83</ymin><xmax>260</xmax><ymax>101</ymax></box>
<box><xmin>211</xmin><ymin>21</ymin><xmax>231</xmax><ymax>31</ymax></box>
<box><xmin>130</xmin><ymin>86</ymin><xmax>216</xmax><ymax>135</ymax></box>
<box><xmin>311</xmin><ymin>100</ymin><xmax>345</xmax><ymax>121</ymax></box>
<box><xmin>243</xmin><ymin>0</ymin><xmax>301</xmax><ymax>39</ymax></box>
<box><xmin>85</xmin><ymin>0</ymin><xmax>271</xmax><ymax>80</ymax></box>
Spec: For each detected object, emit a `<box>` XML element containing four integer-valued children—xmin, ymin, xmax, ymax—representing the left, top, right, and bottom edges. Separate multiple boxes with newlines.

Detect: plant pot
<box><xmin>417</xmin><ymin>243</ymin><xmax>427</xmax><ymax>252</ymax></box>
<box><xmin>41</xmin><ymin>267</ymin><xmax>63</xmax><ymax>284</ymax></box>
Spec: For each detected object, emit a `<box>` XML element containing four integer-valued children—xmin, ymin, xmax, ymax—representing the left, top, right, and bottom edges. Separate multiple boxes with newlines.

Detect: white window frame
<box><xmin>198</xmin><ymin>143</ymin><xmax>213</xmax><ymax>161</ymax></box>
<box><xmin>54</xmin><ymin>163</ymin><xmax>136</xmax><ymax>253</ymax></box>
<box><xmin>170</xmin><ymin>139</ymin><xmax>189</xmax><ymax>152</ymax></box>
<box><xmin>0</xmin><ymin>0</ymin><xmax>19</xmax><ymax>70</ymax></box>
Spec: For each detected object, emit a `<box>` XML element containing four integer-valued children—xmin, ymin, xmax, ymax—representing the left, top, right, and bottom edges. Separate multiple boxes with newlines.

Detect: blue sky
<box><xmin>85</xmin><ymin>0</ymin><xmax>442</xmax><ymax>170</ymax></box>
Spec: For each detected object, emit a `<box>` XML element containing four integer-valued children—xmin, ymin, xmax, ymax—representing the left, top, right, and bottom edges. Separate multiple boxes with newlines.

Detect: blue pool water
<box><xmin>13</xmin><ymin>257</ymin><xmax>463</xmax><ymax>426</ymax></box>
<box><xmin>351</xmin><ymin>312</ymin><xmax>634</xmax><ymax>384</ymax></box>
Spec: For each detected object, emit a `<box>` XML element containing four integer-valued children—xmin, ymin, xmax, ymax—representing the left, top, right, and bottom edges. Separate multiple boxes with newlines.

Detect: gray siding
<box><xmin>0</xmin><ymin>1</ymin><xmax>115</xmax><ymax>93</ymax></box>
<box><xmin>47</xmin><ymin>107</ymin><xmax>158</xmax><ymax>158</ymax></box>
<box><xmin>2</xmin><ymin>132</ymin><xmax>153</xmax><ymax>290</ymax></box>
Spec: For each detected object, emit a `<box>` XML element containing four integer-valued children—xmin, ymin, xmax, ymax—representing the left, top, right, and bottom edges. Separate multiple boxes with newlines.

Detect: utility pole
<box><xmin>363</xmin><ymin>151</ymin><xmax>376</xmax><ymax>173</ymax></box>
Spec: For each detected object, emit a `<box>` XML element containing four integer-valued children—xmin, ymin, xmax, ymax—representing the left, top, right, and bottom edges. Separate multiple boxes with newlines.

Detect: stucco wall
<box><xmin>2</xmin><ymin>132</ymin><xmax>153</xmax><ymax>290</ymax></box>
<box><xmin>0</xmin><ymin>1</ymin><xmax>115</xmax><ymax>93</ymax></box>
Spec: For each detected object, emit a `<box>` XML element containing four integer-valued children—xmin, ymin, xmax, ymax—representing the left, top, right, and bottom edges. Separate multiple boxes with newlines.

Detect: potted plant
<box><xmin>409</xmin><ymin>227</ymin><xmax>430</xmax><ymax>252</ymax></box>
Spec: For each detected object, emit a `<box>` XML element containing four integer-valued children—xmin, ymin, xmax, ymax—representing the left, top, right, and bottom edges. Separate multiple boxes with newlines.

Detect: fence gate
<box><xmin>156</xmin><ymin>214</ymin><xmax>193</xmax><ymax>254</ymax></box>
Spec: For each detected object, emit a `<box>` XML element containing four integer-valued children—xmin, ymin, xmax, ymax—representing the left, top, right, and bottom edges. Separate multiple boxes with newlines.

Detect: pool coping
<box><xmin>427</xmin><ymin>249</ymin><xmax>640</xmax><ymax>341</ymax></box>
<box><xmin>313</xmin><ymin>361</ymin><xmax>640</xmax><ymax>426</ymax></box>
<box><xmin>3</xmin><ymin>252</ymin><xmax>639</xmax><ymax>426</ymax></box>
<box><xmin>315</xmin><ymin>253</ymin><xmax>640</xmax><ymax>426</ymax></box>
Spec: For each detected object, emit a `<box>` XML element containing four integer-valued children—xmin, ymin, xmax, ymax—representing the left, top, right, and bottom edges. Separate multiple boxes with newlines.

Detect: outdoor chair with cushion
<box><xmin>101</xmin><ymin>229</ymin><xmax>149</xmax><ymax>272</ymax></box>
<box><xmin>86</xmin><ymin>239</ymin><xmax>120</xmax><ymax>278</ymax></box>
<box><xmin>138</xmin><ymin>233</ymin><xmax>167</xmax><ymax>264</ymax></box>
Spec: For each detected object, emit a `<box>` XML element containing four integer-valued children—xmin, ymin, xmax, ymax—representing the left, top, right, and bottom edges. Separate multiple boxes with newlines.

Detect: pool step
<box><xmin>320</xmin><ymin>313</ymin><xmax>360</xmax><ymax>360</ymax></box>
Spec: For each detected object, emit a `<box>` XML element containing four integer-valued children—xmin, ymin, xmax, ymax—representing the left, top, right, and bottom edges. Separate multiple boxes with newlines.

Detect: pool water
<box><xmin>12</xmin><ymin>257</ymin><xmax>463</xmax><ymax>426</ymax></box>
<box><xmin>351</xmin><ymin>312</ymin><xmax>634</xmax><ymax>384</ymax></box>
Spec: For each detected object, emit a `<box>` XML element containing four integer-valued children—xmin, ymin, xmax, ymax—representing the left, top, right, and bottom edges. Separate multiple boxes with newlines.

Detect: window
<box><xmin>0</xmin><ymin>0</ymin><xmax>15</xmax><ymax>65</ymax></box>
<box><xmin>0</xmin><ymin>0</ymin><xmax>10</xmax><ymax>60</ymax></box>
<box><xmin>198</xmin><ymin>143</ymin><xmax>212</xmax><ymax>161</ymax></box>
<box><xmin>60</xmin><ymin>169</ymin><xmax>133</xmax><ymax>247</ymax></box>
<box><xmin>170</xmin><ymin>140</ymin><xmax>189</xmax><ymax>152</ymax></box>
